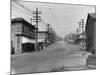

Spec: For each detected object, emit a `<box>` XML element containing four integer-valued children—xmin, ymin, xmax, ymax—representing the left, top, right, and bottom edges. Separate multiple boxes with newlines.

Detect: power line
<box><xmin>13</xmin><ymin>1</ymin><xmax>33</xmax><ymax>14</ymax></box>
<box><xmin>12</xmin><ymin>9</ymin><xmax>31</xmax><ymax>18</ymax></box>
<box><xmin>12</xmin><ymin>4</ymin><xmax>32</xmax><ymax>16</ymax></box>
<box><xmin>41</xmin><ymin>19</ymin><xmax>47</xmax><ymax>25</ymax></box>
<box><xmin>12</xmin><ymin>15</ymin><xmax>31</xmax><ymax>22</ymax></box>
<box><xmin>12</xmin><ymin>14</ymin><xmax>19</xmax><ymax>18</ymax></box>
<box><xmin>12</xmin><ymin>10</ymin><xmax>32</xmax><ymax>22</ymax></box>
<box><xmin>48</xmin><ymin>7</ymin><xmax>58</xmax><ymax>26</ymax></box>
<box><xmin>12</xmin><ymin>7</ymin><xmax>33</xmax><ymax>18</ymax></box>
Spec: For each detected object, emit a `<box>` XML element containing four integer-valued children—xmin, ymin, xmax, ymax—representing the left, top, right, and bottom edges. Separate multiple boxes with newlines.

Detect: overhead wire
<box><xmin>12</xmin><ymin>1</ymin><xmax>47</xmax><ymax>26</ymax></box>
<box><xmin>48</xmin><ymin>6</ymin><xmax>58</xmax><ymax>26</ymax></box>
<box><xmin>12</xmin><ymin>1</ymin><xmax>34</xmax><ymax>22</ymax></box>
<box><xmin>12</xmin><ymin>1</ymin><xmax>56</xmax><ymax>31</ymax></box>
<box><xmin>12</xmin><ymin>4</ymin><xmax>32</xmax><ymax>16</ymax></box>
<box><xmin>13</xmin><ymin>1</ymin><xmax>33</xmax><ymax>14</ymax></box>
<box><xmin>12</xmin><ymin>9</ymin><xmax>31</xmax><ymax>17</ymax></box>
<box><xmin>41</xmin><ymin>19</ymin><xmax>47</xmax><ymax>25</ymax></box>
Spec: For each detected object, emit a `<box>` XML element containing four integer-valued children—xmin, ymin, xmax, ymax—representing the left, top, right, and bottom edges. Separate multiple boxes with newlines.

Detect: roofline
<box><xmin>38</xmin><ymin>31</ymin><xmax>48</xmax><ymax>33</ymax></box>
<box><xmin>11</xmin><ymin>18</ymin><xmax>36</xmax><ymax>29</ymax></box>
<box><xmin>88</xmin><ymin>13</ymin><xmax>96</xmax><ymax>19</ymax></box>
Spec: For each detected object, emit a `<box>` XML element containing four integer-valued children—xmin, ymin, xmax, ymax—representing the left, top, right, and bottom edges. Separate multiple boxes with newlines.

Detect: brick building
<box><xmin>11</xmin><ymin>18</ymin><xmax>36</xmax><ymax>54</ymax></box>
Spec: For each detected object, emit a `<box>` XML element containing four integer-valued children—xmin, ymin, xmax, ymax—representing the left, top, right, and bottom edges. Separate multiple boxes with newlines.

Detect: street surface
<box><xmin>11</xmin><ymin>41</ymin><xmax>91</xmax><ymax>74</ymax></box>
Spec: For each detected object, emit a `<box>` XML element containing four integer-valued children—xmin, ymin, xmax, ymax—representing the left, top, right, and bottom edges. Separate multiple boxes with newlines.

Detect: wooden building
<box><xmin>37</xmin><ymin>31</ymin><xmax>48</xmax><ymax>50</ymax></box>
<box><xmin>11</xmin><ymin>18</ymin><xmax>36</xmax><ymax>54</ymax></box>
<box><xmin>85</xmin><ymin>13</ymin><xmax>96</xmax><ymax>54</ymax></box>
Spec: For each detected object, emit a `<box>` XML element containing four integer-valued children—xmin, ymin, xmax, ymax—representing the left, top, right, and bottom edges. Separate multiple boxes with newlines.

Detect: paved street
<box><xmin>11</xmin><ymin>41</ymin><xmax>90</xmax><ymax>74</ymax></box>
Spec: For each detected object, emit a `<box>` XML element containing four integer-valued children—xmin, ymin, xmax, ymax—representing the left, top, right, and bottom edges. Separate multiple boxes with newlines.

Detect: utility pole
<box><xmin>33</xmin><ymin>8</ymin><xmax>41</xmax><ymax>51</ymax></box>
<box><xmin>30</xmin><ymin>18</ymin><xmax>32</xmax><ymax>24</ymax></box>
<box><xmin>47</xmin><ymin>24</ymin><xmax>51</xmax><ymax>41</ymax></box>
<box><xmin>79</xmin><ymin>19</ymin><xmax>85</xmax><ymax>50</ymax></box>
<box><xmin>76</xmin><ymin>28</ymin><xmax>79</xmax><ymax>35</ymax></box>
<box><xmin>76</xmin><ymin>28</ymin><xmax>79</xmax><ymax>39</ymax></box>
<box><xmin>36</xmin><ymin>8</ymin><xmax>38</xmax><ymax>51</ymax></box>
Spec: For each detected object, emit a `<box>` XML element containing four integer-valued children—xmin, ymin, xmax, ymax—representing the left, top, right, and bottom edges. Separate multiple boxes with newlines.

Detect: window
<box><xmin>17</xmin><ymin>36</ymin><xmax>21</xmax><ymax>52</ymax></box>
<box><xmin>17</xmin><ymin>25</ymin><xmax>22</xmax><ymax>32</ymax></box>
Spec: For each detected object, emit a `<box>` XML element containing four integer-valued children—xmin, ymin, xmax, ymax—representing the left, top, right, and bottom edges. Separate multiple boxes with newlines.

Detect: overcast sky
<box><xmin>12</xmin><ymin>1</ymin><xmax>95</xmax><ymax>38</ymax></box>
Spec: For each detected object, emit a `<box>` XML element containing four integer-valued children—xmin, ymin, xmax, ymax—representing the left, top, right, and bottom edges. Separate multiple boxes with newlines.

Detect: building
<box><xmin>37</xmin><ymin>31</ymin><xmax>48</xmax><ymax>50</ymax></box>
<box><xmin>11</xmin><ymin>18</ymin><xmax>36</xmax><ymax>54</ymax></box>
<box><xmin>85</xmin><ymin>13</ymin><xmax>96</xmax><ymax>54</ymax></box>
<box><xmin>38</xmin><ymin>31</ymin><xmax>48</xmax><ymax>42</ymax></box>
<box><xmin>75</xmin><ymin>31</ymin><xmax>86</xmax><ymax>44</ymax></box>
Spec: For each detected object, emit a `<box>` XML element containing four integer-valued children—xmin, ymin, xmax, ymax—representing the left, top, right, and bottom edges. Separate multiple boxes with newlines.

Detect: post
<box><xmin>46</xmin><ymin>24</ymin><xmax>50</xmax><ymax>46</ymax></box>
<box><xmin>81</xmin><ymin>19</ymin><xmax>84</xmax><ymax>50</ymax></box>
<box><xmin>76</xmin><ymin>28</ymin><xmax>79</xmax><ymax>39</ymax></box>
<box><xmin>79</xmin><ymin>19</ymin><xmax>85</xmax><ymax>50</ymax></box>
<box><xmin>36</xmin><ymin>8</ymin><xmax>38</xmax><ymax>51</ymax></box>
<box><xmin>30</xmin><ymin>18</ymin><xmax>32</xmax><ymax>24</ymax></box>
<box><xmin>47</xmin><ymin>24</ymin><xmax>50</xmax><ymax>40</ymax></box>
<box><xmin>33</xmin><ymin>8</ymin><xmax>41</xmax><ymax>51</ymax></box>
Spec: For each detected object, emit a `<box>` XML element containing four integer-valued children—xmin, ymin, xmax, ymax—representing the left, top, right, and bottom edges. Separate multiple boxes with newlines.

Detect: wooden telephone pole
<box><xmin>76</xmin><ymin>28</ymin><xmax>79</xmax><ymax>39</ymax></box>
<box><xmin>79</xmin><ymin>19</ymin><xmax>85</xmax><ymax>50</ymax></box>
<box><xmin>32</xmin><ymin>8</ymin><xmax>41</xmax><ymax>51</ymax></box>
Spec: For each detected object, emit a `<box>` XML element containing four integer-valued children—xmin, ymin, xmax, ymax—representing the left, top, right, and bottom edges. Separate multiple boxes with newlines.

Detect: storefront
<box><xmin>11</xmin><ymin>18</ymin><xmax>36</xmax><ymax>54</ymax></box>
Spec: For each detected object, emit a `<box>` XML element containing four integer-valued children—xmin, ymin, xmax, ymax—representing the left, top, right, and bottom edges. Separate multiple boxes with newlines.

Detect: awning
<box><xmin>37</xmin><ymin>39</ymin><xmax>45</xmax><ymax>42</ymax></box>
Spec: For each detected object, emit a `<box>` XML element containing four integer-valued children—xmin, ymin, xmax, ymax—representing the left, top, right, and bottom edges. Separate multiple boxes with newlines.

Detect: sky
<box><xmin>12</xmin><ymin>0</ymin><xmax>95</xmax><ymax>38</ymax></box>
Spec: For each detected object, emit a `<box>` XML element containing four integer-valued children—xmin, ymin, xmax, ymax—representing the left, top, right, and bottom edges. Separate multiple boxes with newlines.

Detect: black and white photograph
<box><xmin>11</xmin><ymin>0</ymin><xmax>96</xmax><ymax>74</ymax></box>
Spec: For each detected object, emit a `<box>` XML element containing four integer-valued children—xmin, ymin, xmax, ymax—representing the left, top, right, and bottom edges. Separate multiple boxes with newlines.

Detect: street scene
<box><xmin>11</xmin><ymin>0</ymin><xmax>96</xmax><ymax>74</ymax></box>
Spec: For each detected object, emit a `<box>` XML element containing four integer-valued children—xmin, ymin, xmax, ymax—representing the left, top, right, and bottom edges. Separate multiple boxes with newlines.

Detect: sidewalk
<box><xmin>86</xmin><ymin>54</ymin><xmax>96</xmax><ymax>69</ymax></box>
<box><xmin>43</xmin><ymin>65</ymin><xmax>94</xmax><ymax>72</ymax></box>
